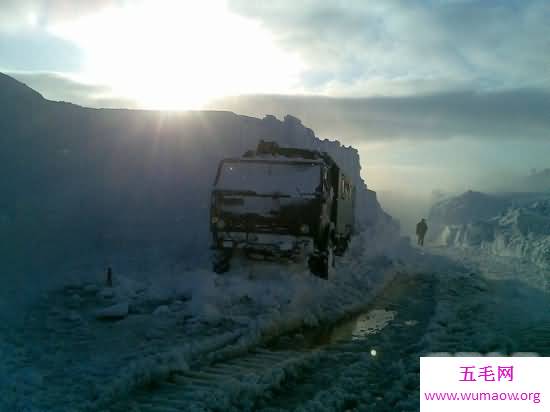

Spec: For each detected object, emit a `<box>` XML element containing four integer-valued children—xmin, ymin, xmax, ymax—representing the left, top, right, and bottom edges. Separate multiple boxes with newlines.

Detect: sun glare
<box><xmin>49</xmin><ymin>0</ymin><xmax>305</xmax><ymax>110</ymax></box>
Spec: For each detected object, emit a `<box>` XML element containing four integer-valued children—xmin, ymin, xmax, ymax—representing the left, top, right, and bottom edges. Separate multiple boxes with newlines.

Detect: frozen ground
<box><xmin>0</xmin><ymin>232</ymin><xmax>408</xmax><ymax>412</ymax></box>
<box><xmin>112</xmin><ymin>248</ymin><xmax>549</xmax><ymax>412</ymax></box>
<box><xmin>2</xmin><ymin>239</ymin><xmax>548</xmax><ymax>412</ymax></box>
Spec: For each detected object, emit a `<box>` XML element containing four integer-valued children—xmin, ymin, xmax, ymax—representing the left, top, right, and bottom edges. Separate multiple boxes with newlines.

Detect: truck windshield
<box><xmin>216</xmin><ymin>161</ymin><xmax>321</xmax><ymax>196</ymax></box>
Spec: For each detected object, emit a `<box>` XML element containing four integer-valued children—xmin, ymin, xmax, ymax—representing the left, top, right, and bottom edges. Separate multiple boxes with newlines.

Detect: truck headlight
<box><xmin>299</xmin><ymin>224</ymin><xmax>310</xmax><ymax>234</ymax></box>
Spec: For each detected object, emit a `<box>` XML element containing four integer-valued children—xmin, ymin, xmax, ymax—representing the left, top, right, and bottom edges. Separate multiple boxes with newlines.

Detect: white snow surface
<box><xmin>88</xmin><ymin>247</ymin><xmax>549</xmax><ymax>412</ymax></box>
<box><xmin>0</xmin><ymin>230</ymin><xmax>412</xmax><ymax>411</ymax></box>
<box><xmin>433</xmin><ymin>196</ymin><xmax>550</xmax><ymax>271</ymax></box>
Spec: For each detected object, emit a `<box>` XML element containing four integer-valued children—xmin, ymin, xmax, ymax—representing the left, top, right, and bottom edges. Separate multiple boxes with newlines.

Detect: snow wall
<box><xmin>0</xmin><ymin>73</ymin><xmax>399</xmax><ymax>304</ymax></box>
<box><xmin>429</xmin><ymin>190</ymin><xmax>550</xmax><ymax>269</ymax></box>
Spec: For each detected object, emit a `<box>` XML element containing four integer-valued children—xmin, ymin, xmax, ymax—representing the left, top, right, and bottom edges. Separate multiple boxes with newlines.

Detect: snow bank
<box><xmin>431</xmin><ymin>192</ymin><xmax>550</xmax><ymax>271</ymax></box>
<box><xmin>0</xmin><ymin>74</ymin><xmax>407</xmax><ymax>410</ymax></box>
<box><xmin>429</xmin><ymin>190</ymin><xmax>510</xmax><ymax>232</ymax></box>
<box><xmin>1</xmin><ymin>72</ymin><xmax>399</xmax><ymax>309</ymax></box>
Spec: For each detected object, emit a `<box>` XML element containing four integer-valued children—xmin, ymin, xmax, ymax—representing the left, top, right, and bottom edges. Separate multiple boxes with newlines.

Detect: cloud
<box><xmin>208</xmin><ymin>89</ymin><xmax>550</xmax><ymax>142</ymax></box>
<box><xmin>0</xmin><ymin>30</ymin><xmax>82</xmax><ymax>71</ymax></box>
<box><xmin>229</xmin><ymin>0</ymin><xmax>550</xmax><ymax>95</ymax></box>
<box><xmin>0</xmin><ymin>0</ymin><xmax>119</xmax><ymax>30</ymax></box>
<box><xmin>5</xmin><ymin>0</ymin><xmax>549</xmax><ymax>104</ymax></box>
<box><xmin>8</xmin><ymin>71</ymin><xmax>137</xmax><ymax>108</ymax></box>
<box><xmin>0</xmin><ymin>1</ymin><xmax>117</xmax><ymax>72</ymax></box>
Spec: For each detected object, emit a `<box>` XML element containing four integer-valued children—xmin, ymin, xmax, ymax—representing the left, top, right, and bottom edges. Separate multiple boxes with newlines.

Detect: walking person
<box><xmin>416</xmin><ymin>218</ymin><xmax>428</xmax><ymax>246</ymax></box>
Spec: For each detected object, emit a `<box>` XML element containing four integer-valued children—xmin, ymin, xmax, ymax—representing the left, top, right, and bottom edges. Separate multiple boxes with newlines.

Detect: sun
<box><xmin>49</xmin><ymin>0</ymin><xmax>305</xmax><ymax>110</ymax></box>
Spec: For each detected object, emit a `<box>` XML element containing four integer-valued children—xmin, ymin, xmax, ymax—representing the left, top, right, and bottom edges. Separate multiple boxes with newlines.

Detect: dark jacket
<box><xmin>416</xmin><ymin>220</ymin><xmax>428</xmax><ymax>236</ymax></box>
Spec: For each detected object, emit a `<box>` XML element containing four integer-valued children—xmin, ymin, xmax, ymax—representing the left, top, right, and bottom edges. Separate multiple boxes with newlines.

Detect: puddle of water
<box><xmin>329</xmin><ymin>309</ymin><xmax>397</xmax><ymax>342</ymax></box>
<box><xmin>269</xmin><ymin>308</ymin><xmax>398</xmax><ymax>350</ymax></box>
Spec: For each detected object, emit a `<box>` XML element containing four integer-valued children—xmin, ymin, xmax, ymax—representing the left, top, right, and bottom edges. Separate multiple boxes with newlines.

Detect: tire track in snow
<box><xmin>106</xmin><ymin>274</ymin><xmax>437</xmax><ymax>412</ymax></box>
<box><xmin>255</xmin><ymin>274</ymin><xmax>437</xmax><ymax>411</ymax></box>
<box><xmin>107</xmin><ymin>348</ymin><xmax>322</xmax><ymax>412</ymax></box>
<box><xmin>4</xmin><ymin>285</ymin><xmax>243</xmax><ymax>412</ymax></box>
<box><xmin>4</xmin><ymin>249</ymin><xmax>404</xmax><ymax>411</ymax></box>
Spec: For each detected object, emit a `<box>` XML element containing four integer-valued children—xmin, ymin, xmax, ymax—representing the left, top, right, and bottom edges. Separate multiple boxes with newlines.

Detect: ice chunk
<box><xmin>95</xmin><ymin>302</ymin><xmax>129</xmax><ymax>320</ymax></box>
<box><xmin>153</xmin><ymin>305</ymin><xmax>170</xmax><ymax>316</ymax></box>
<box><xmin>98</xmin><ymin>288</ymin><xmax>115</xmax><ymax>299</ymax></box>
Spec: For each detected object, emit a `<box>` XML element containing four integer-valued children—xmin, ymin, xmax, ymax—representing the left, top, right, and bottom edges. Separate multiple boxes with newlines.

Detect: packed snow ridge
<box><xmin>430</xmin><ymin>190</ymin><xmax>550</xmax><ymax>270</ymax></box>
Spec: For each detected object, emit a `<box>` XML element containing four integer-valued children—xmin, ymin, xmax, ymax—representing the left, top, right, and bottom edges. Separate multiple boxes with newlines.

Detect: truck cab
<box><xmin>210</xmin><ymin>141</ymin><xmax>355</xmax><ymax>278</ymax></box>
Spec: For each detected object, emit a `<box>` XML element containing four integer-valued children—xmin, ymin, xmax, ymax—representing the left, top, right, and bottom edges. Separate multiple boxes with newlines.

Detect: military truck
<box><xmin>210</xmin><ymin>141</ymin><xmax>355</xmax><ymax>278</ymax></box>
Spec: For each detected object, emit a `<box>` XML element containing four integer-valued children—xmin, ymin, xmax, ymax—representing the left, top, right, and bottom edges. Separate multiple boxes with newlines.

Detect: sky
<box><xmin>1</xmin><ymin>0</ymin><xmax>549</xmax><ymax>197</ymax></box>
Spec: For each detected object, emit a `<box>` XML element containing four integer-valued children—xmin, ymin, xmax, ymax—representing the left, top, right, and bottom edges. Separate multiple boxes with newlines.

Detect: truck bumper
<box><xmin>215</xmin><ymin>232</ymin><xmax>314</xmax><ymax>254</ymax></box>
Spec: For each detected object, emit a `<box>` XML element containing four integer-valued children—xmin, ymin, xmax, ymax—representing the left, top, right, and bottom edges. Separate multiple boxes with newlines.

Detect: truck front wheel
<box><xmin>320</xmin><ymin>246</ymin><xmax>335</xmax><ymax>279</ymax></box>
<box><xmin>212</xmin><ymin>248</ymin><xmax>232</xmax><ymax>274</ymax></box>
<box><xmin>309</xmin><ymin>236</ymin><xmax>335</xmax><ymax>280</ymax></box>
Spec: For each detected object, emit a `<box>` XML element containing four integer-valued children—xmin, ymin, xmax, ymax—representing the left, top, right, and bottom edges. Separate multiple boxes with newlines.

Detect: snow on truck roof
<box><xmin>243</xmin><ymin>140</ymin><xmax>331</xmax><ymax>162</ymax></box>
<box><xmin>221</xmin><ymin>156</ymin><xmax>324</xmax><ymax>164</ymax></box>
<box><xmin>217</xmin><ymin>141</ymin><xmax>352</xmax><ymax>183</ymax></box>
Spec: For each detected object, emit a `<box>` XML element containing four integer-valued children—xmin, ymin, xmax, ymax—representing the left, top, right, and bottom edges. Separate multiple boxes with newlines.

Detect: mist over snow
<box><xmin>427</xmin><ymin>190</ymin><xmax>550</xmax><ymax>279</ymax></box>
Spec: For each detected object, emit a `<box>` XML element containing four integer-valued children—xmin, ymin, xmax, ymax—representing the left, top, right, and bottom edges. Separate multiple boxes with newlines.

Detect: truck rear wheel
<box><xmin>308</xmin><ymin>254</ymin><xmax>320</xmax><ymax>277</ymax></box>
<box><xmin>308</xmin><ymin>244</ymin><xmax>335</xmax><ymax>280</ymax></box>
<box><xmin>321</xmin><ymin>247</ymin><xmax>335</xmax><ymax>279</ymax></box>
<box><xmin>334</xmin><ymin>235</ymin><xmax>351</xmax><ymax>256</ymax></box>
<box><xmin>212</xmin><ymin>248</ymin><xmax>232</xmax><ymax>274</ymax></box>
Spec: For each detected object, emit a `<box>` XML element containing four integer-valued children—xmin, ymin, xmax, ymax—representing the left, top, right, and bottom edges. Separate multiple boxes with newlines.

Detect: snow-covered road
<box><xmin>2</xmin><ymin>247</ymin><xmax>549</xmax><ymax>412</ymax></box>
<box><xmin>102</xmin><ymin>273</ymin><xmax>435</xmax><ymax>412</ymax></box>
<box><xmin>106</xmin><ymin>252</ymin><xmax>549</xmax><ymax>412</ymax></box>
